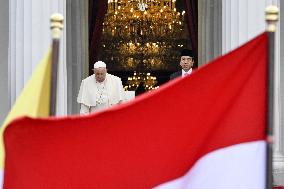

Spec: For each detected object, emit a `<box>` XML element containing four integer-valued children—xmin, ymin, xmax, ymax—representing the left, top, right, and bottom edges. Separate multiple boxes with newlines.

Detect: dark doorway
<box><xmin>89</xmin><ymin>0</ymin><xmax>198</xmax><ymax>93</ymax></box>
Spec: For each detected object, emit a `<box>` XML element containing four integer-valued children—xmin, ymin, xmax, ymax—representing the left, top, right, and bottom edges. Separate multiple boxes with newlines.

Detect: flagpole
<box><xmin>265</xmin><ymin>5</ymin><xmax>279</xmax><ymax>189</ymax></box>
<box><xmin>50</xmin><ymin>13</ymin><xmax>64</xmax><ymax>116</ymax></box>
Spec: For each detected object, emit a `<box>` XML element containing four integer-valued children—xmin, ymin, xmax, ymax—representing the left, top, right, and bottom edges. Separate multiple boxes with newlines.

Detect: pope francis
<box><xmin>77</xmin><ymin>61</ymin><xmax>125</xmax><ymax>114</ymax></box>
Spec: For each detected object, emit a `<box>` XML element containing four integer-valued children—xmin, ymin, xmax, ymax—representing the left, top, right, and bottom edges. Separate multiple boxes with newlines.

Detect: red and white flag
<box><xmin>3</xmin><ymin>33</ymin><xmax>268</xmax><ymax>189</ymax></box>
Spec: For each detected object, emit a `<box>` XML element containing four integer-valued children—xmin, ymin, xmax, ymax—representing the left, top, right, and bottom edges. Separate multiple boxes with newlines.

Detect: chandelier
<box><xmin>124</xmin><ymin>72</ymin><xmax>159</xmax><ymax>91</ymax></box>
<box><xmin>100</xmin><ymin>0</ymin><xmax>190</xmax><ymax>90</ymax></box>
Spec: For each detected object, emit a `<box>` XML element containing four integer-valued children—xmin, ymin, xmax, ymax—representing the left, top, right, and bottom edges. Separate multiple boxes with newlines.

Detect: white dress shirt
<box><xmin>182</xmin><ymin>68</ymin><xmax>192</xmax><ymax>77</ymax></box>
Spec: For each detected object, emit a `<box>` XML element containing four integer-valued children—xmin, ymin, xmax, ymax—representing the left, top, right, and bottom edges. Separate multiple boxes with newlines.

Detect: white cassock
<box><xmin>77</xmin><ymin>73</ymin><xmax>125</xmax><ymax>114</ymax></box>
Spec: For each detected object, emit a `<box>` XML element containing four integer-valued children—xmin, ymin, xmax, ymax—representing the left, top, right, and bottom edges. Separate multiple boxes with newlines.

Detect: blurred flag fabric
<box><xmin>0</xmin><ymin>49</ymin><xmax>52</xmax><ymax>187</ymax></box>
<box><xmin>3</xmin><ymin>33</ymin><xmax>267</xmax><ymax>189</ymax></box>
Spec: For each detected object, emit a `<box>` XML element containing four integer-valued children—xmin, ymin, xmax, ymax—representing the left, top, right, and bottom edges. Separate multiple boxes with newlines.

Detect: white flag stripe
<box><xmin>154</xmin><ymin>141</ymin><xmax>266</xmax><ymax>189</ymax></box>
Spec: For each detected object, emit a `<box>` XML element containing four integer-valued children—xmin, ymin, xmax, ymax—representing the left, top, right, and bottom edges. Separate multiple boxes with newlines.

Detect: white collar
<box><xmin>182</xmin><ymin>68</ymin><xmax>192</xmax><ymax>76</ymax></box>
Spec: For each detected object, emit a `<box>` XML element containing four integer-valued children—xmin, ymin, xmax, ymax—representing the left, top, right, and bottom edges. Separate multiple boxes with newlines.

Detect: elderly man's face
<box><xmin>180</xmin><ymin>56</ymin><xmax>194</xmax><ymax>71</ymax></box>
<box><xmin>94</xmin><ymin>67</ymin><xmax>107</xmax><ymax>83</ymax></box>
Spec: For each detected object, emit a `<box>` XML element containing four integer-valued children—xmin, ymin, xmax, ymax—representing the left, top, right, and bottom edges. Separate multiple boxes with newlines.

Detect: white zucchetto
<box><xmin>93</xmin><ymin>61</ymin><xmax>106</xmax><ymax>69</ymax></box>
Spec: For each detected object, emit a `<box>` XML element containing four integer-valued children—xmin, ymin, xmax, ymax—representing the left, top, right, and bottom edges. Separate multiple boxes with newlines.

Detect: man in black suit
<box><xmin>170</xmin><ymin>49</ymin><xmax>194</xmax><ymax>80</ymax></box>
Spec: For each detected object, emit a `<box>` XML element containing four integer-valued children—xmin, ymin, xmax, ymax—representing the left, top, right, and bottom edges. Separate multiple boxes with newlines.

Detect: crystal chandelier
<box><xmin>100</xmin><ymin>0</ymin><xmax>189</xmax><ymax>90</ymax></box>
<box><xmin>124</xmin><ymin>72</ymin><xmax>159</xmax><ymax>91</ymax></box>
<box><xmin>137</xmin><ymin>0</ymin><xmax>148</xmax><ymax>11</ymax></box>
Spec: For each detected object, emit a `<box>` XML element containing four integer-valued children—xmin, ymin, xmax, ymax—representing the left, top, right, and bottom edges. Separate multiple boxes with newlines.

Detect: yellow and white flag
<box><xmin>0</xmin><ymin>49</ymin><xmax>52</xmax><ymax>182</ymax></box>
